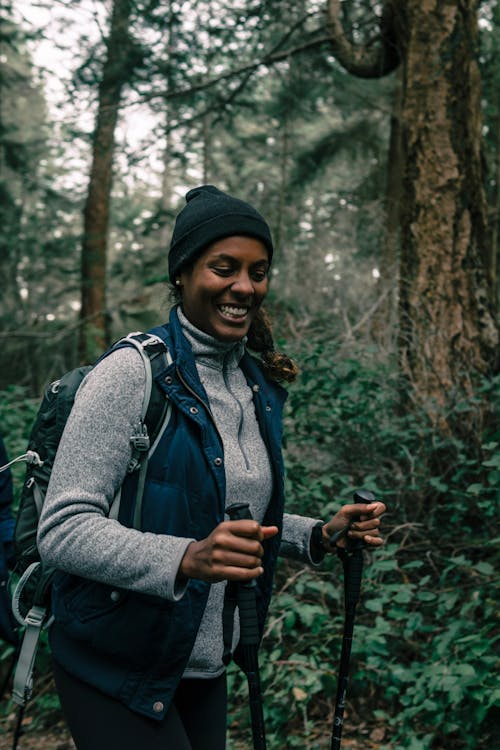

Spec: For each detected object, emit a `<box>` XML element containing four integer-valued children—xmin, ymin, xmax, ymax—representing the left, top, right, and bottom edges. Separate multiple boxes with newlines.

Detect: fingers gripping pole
<box><xmin>331</xmin><ymin>490</ymin><xmax>374</xmax><ymax>750</ymax></box>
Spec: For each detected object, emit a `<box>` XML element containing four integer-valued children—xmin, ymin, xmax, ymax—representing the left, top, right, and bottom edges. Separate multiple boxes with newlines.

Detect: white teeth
<box><xmin>219</xmin><ymin>305</ymin><xmax>247</xmax><ymax>317</ymax></box>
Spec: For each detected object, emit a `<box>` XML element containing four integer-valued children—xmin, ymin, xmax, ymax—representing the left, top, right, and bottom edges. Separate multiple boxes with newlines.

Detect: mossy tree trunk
<box><xmin>398</xmin><ymin>0</ymin><xmax>498</xmax><ymax>435</ymax></box>
<box><xmin>327</xmin><ymin>0</ymin><xmax>498</xmax><ymax>438</ymax></box>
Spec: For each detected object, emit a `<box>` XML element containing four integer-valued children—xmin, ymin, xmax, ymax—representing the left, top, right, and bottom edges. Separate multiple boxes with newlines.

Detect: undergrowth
<box><xmin>1</xmin><ymin>340</ymin><xmax>499</xmax><ymax>749</ymax></box>
<box><xmin>229</xmin><ymin>339</ymin><xmax>499</xmax><ymax>749</ymax></box>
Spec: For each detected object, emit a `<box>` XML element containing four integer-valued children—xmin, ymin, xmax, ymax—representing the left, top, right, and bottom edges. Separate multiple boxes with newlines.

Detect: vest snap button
<box><xmin>110</xmin><ymin>590</ymin><xmax>120</xmax><ymax>602</ymax></box>
<box><xmin>153</xmin><ymin>701</ymin><xmax>164</xmax><ymax>713</ymax></box>
<box><xmin>252</xmin><ymin>384</ymin><xmax>260</xmax><ymax>392</ymax></box>
<box><xmin>164</xmin><ymin>375</ymin><xmax>172</xmax><ymax>384</ymax></box>
<box><xmin>190</xmin><ymin>406</ymin><xmax>198</xmax><ymax>415</ymax></box>
<box><xmin>214</xmin><ymin>457</ymin><xmax>223</xmax><ymax>466</ymax></box>
<box><xmin>265</xmin><ymin>405</ymin><xmax>271</xmax><ymax>412</ymax></box>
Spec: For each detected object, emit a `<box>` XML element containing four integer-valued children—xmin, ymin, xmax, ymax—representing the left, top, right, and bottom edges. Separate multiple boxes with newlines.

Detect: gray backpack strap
<box><xmin>11</xmin><ymin>563</ymin><xmax>54</xmax><ymax>709</ymax></box>
<box><xmin>12</xmin><ymin>604</ymin><xmax>47</xmax><ymax>706</ymax></box>
<box><xmin>109</xmin><ymin>332</ymin><xmax>173</xmax><ymax>527</ymax></box>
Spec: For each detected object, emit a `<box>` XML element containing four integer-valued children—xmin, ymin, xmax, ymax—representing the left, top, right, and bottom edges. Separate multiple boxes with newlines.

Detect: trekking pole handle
<box><xmin>352</xmin><ymin>488</ymin><xmax>375</xmax><ymax>504</ymax></box>
<box><xmin>225</xmin><ymin>502</ymin><xmax>260</xmax><ymax>644</ymax></box>
<box><xmin>226</xmin><ymin>501</ymin><xmax>253</xmax><ymax>522</ymax></box>
<box><xmin>349</xmin><ymin>489</ymin><xmax>375</xmax><ymax>549</ymax></box>
<box><xmin>226</xmin><ymin>502</ymin><xmax>257</xmax><ymax>594</ymax></box>
<box><xmin>341</xmin><ymin>489</ymin><xmax>375</xmax><ymax>614</ymax></box>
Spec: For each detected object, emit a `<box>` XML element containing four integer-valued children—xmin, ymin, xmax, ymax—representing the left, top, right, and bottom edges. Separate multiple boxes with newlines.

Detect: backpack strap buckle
<box><xmin>128</xmin><ymin>424</ymin><xmax>151</xmax><ymax>473</ymax></box>
<box><xmin>129</xmin><ymin>432</ymin><xmax>150</xmax><ymax>454</ymax></box>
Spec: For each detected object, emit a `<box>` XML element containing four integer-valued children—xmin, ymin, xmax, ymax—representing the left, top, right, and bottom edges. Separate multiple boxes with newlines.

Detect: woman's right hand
<box><xmin>179</xmin><ymin>520</ymin><xmax>278</xmax><ymax>583</ymax></box>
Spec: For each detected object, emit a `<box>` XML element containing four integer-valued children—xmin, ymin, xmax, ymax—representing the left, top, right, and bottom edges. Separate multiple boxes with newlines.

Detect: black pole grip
<box><xmin>226</xmin><ymin>501</ymin><xmax>259</xmax><ymax>605</ymax></box>
<box><xmin>238</xmin><ymin>587</ymin><xmax>260</xmax><ymax>646</ymax></box>
<box><xmin>226</xmin><ymin>501</ymin><xmax>253</xmax><ymax>522</ymax></box>
<box><xmin>226</xmin><ymin>501</ymin><xmax>257</xmax><ymax>586</ymax></box>
<box><xmin>342</xmin><ymin>552</ymin><xmax>364</xmax><ymax>612</ymax></box>
<box><xmin>353</xmin><ymin>489</ymin><xmax>375</xmax><ymax>504</ymax></box>
<box><xmin>348</xmin><ymin>489</ymin><xmax>375</xmax><ymax>551</ymax></box>
<box><xmin>342</xmin><ymin>489</ymin><xmax>374</xmax><ymax>610</ymax></box>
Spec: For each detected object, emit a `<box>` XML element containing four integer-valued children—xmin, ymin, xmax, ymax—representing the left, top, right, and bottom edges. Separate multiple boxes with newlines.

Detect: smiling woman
<box><xmin>36</xmin><ymin>183</ymin><xmax>386</xmax><ymax>750</ymax></box>
<box><xmin>168</xmin><ymin>185</ymin><xmax>298</xmax><ymax>382</ymax></box>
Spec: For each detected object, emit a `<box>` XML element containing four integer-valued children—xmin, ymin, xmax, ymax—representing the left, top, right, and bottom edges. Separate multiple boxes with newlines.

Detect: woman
<box><xmin>38</xmin><ymin>185</ymin><xmax>386</xmax><ymax>750</ymax></box>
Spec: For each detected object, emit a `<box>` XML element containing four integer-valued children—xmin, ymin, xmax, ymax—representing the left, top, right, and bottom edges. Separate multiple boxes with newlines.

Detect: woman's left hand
<box><xmin>320</xmin><ymin>501</ymin><xmax>386</xmax><ymax>552</ymax></box>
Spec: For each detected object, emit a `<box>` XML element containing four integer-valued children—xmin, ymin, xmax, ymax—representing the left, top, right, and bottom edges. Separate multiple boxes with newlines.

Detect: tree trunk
<box><xmin>398</xmin><ymin>0</ymin><xmax>498</xmax><ymax>436</ymax></box>
<box><xmin>490</xmin><ymin>89</ymin><xmax>500</xmax><ymax>314</ymax></box>
<box><xmin>79</xmin><ymin>0</ymin><xmax>133</xmax><ymax>363</ymax></box>
<box><xmin>159</xmin><ymin>0</ymin><xmax>176</xmax><ymax>252</ymax></box>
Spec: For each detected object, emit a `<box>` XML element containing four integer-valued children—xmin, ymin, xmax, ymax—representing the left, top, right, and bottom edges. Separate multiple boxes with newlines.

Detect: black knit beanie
<box><xmin>168</xmin><ymin>185</ymin><xmax>274</xmax><ymax>280</ymax></box>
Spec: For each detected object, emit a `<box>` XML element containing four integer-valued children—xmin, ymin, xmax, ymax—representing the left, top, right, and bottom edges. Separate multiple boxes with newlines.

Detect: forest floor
<box><xmin>0</xmin><ymin>670</ymin><xmax>386</xmax><ymax>749</ymax></box>
<box><xmin>0</xmin><ymin>710</ymin><xmax>386</xmax><ymax>750</ymax></box>
<box><xmin>0</xmin><ymin>719</ymin><xmax>75</xmax><ymax>750</ymax></box>
<box><xmin>0</xmin><ymin>725</ymin><xmax>385</xmax><ymax>750</ymax></box>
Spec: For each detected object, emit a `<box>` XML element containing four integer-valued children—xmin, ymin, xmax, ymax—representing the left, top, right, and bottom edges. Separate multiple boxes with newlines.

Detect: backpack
<box><xmin>0</xmin><ymin>331</ymin><xmax>172</xmax><ymax>715</ymax></box>
<box><xmin>0</xmin><ymin>437</ymin><xmax>18</xmax><ymax>650</ymax></box>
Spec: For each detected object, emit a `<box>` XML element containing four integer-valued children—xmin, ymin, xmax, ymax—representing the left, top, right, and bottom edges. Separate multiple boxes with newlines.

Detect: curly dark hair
<box><xmin>245</xmin><ymin>307</ymin><xmax>298</xmax><ymax>383</ymax></box>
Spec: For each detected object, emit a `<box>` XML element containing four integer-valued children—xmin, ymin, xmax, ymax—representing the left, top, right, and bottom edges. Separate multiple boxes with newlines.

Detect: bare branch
<box><xmin>139</xmin><ymin>34</ymin><xmax>332</xmax><ymax>106</ymax></box>
<box><xmin>326</xmin><ymin>0</ymin><xmax>401</xmax><ymax>78</ymax></box>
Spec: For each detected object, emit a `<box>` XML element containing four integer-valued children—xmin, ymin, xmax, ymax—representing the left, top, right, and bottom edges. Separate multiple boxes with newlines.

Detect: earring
<box><xmin>175</xmin><ymin>278</ymin><xmax>181</xmax><ymax>286</ymax></box>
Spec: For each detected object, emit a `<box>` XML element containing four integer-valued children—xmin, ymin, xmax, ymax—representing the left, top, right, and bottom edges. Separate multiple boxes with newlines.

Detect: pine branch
<box><xmin>138</xmin><ymin>34</ymin><xmax>332</xmax><ymax>106</ymax></box>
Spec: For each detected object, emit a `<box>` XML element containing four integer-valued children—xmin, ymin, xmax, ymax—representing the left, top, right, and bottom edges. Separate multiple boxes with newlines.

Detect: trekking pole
<box><xmin>226</xmin><ymin>502</ymin><xmax>267</xmax><ymax>750</ymax></box>
<box><xmin>331</xmin><ymin>489</ymin><xmax>375</xmax><ymax>750</ymax></box>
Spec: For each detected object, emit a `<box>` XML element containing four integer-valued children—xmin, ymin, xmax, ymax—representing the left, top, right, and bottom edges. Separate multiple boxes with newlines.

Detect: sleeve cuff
<box><xmin>167</xmin><ymin>538</ymin><xmax>196</xmax><ymax>601</ymax></box>
<box><xmin>309</xmin><ymin>523</ymin><xmax>327</xmax><ymax>564</ymax></box>
<box><xmin>280</xmin><ymin>513</ymin><xmax>325</xmax><ymax>565</ymax></box>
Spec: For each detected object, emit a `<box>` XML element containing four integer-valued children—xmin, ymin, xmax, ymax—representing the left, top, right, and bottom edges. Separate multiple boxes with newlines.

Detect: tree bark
<box><xmin>490</xmin><ymin>90</ymin><xmax>500</xmax><ymax>313</ymax></box>
<box><xmin>79</xmin><ymin>0</ymin><xmax>133</xmax><ymax>362</ymax></box>
<box><xmin>398</xmin><ymin>0</ymin><xmax>498</xmax><ymax>435</ymax></box>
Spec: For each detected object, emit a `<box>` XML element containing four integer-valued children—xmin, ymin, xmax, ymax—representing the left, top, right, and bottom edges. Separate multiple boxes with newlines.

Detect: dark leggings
<box><xmin>52</xmin><ymin>660</ymin><xmax>227</xmax><ymax>750</ymax></box>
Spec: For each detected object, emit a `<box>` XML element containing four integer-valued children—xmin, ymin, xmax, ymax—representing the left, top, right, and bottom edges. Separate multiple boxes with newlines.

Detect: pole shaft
<box><xmin>330</xmin><ymin>490</ymin><xmax>374</xmax><ymax>749</ymax></box>
<box><xmin>226</xmin><ymin>502</ymin><xmax>267</xmax><ymax>750</ymax></box>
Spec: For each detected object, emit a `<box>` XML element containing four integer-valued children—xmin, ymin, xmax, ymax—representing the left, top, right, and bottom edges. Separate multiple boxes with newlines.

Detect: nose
<box><xmin>230</xmin><ymin>271</ymin><xmax>254</xmax><ymax>296</ymax></box>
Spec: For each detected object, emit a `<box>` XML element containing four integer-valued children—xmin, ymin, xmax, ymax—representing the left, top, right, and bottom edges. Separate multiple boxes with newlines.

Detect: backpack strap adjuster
<box><xmin>129</xmin><ymin>431</ymin><xmax>150</xmax><ymax>454</ymax></box>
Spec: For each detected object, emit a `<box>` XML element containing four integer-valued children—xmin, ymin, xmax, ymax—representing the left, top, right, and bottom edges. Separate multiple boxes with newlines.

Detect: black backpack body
<box><xmin>13</xmin><ymin>366</ymin><xmax>93</xmax><ymax>623</ymax></box>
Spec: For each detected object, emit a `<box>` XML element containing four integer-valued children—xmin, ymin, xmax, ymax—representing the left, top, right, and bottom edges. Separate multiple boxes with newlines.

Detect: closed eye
<box><xmin>212</xmin><ymin>266</ymin><xmax>234</xmax><ymax>277</ymax></box>
<box><xmin>250</xmin><ymin>269</ymin><xmax>268</xmax><ymax>282</ymax></box>
<box><xmin>211</xmin><ymin>266</ymin><xmax>268</xmax><ymax>282</ymax></box>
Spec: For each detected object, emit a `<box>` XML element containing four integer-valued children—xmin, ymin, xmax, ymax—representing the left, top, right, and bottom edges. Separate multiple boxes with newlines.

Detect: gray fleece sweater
<box><xmin>37</xmin><ymin>311</ymin><xmax>322</xmax><ymax>677</ymax></box>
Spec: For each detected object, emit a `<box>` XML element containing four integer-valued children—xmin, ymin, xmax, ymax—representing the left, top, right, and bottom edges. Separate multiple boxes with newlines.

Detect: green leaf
<box><xmin>473</xmin><ymin>561</ymin><xmax>494</xmax><ymax>575</ymax></box>
<box><xmin>417</xmin><ymin>591</ymin><xmax>437</xmax><ymax>602</ymax></box>
<box><xmin>466</xmin><ymin>483</ymin><xmax>484</xmax><ymax>495</ymax></box>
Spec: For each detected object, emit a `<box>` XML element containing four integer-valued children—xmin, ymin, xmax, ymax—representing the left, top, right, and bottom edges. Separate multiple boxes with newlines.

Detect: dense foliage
<box><xmin>1</xmin><ymin>324</ymin><xmax>498</xmax><ymax>749</ymax></box>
